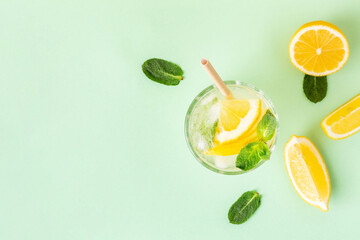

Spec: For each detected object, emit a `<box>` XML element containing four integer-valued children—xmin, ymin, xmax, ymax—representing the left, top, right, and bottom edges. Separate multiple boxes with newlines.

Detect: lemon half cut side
<box><xmin>289</xmin><ymin>21</ymin><xmax>349</xmax><ymax>76</ymax></box>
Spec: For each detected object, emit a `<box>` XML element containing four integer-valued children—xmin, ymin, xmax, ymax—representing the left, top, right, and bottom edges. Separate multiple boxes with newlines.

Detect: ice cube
<box><xmin>214</xmin><ymin>155</ymin><xmax>236</xmax><ymax>169</ymax></box>
<box><xmin>208</xmin><ymin>102</ymin><xmax>220</xmax><ymax>123</ymax></box>
<box><xmin>197</xmin><ymin>136</ymin><xmax>207</xmax><ymax>151</ymax></box>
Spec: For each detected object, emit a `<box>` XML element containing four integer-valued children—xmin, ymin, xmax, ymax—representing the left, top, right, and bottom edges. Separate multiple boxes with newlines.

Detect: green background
<box><xmin>1</xmin><ymin>0</ymin><xmax>360</xmax><ymax>239</ymax></box>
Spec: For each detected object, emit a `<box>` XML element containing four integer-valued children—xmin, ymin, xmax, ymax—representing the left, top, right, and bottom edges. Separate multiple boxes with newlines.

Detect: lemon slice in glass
<box><xmin>214</xmin><ymin>99</ymin><xmax>261</xmax><ymax>144</ymax></box>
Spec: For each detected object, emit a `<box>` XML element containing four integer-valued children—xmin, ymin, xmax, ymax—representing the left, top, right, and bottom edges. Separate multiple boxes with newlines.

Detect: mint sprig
<box><xmin>303</xmin><ymin>74</ymin><xmax>327</xmax><ymax>103</ymax></box>
<box><xmin>236</xmin><ymin>110</ymin><xmax>277</xmax><ymax>171</ymax></box>
<box><xmin>236</xmin><ymin>141</ymin><xmax>270</xmax><ymax>170</ymax></box>
<box><xmin>142</xmin><ymin>58</ymin><xmax>184</xmax><ymax>86</ymax></box>
<box><xmin>257</xmin><ymin>110</ymin><xmax>277</xmax><ymax>141</ymax></box>
<box><xmin>228</xmin><ymin>190</ymin><xmax>261</xmax><ymax>224</ymax></box>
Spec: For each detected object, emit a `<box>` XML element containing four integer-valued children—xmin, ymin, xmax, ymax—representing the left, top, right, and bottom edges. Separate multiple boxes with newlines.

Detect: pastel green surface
<box><xmin>1</xmin><ymin>0</ymin><xmax>360</xmax><ymax>239</ymax></box>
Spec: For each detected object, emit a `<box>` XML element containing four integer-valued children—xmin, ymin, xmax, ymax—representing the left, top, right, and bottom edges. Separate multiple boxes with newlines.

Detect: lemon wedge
<box><xmin>206</xmin><ymin>130</ymin><xmax>258</xmax><ymax>156</ymax></box>
<box><xmin>214</xmin><ymin>99</ymin><xmax>261</xmax><ymax>144</ymax></box>
<box><xmin>206</xmin><ymin>108</ymin><xmax>266</xmax><ymax>156</ymax></box>
<box><xmin>284</xmin><ymin>136</ymin><xmax>331</xmax><ymax>211</ymax></box>
<box><xmin>322</xmin><ymin>94</ymin><xmax>360</xmax><ymax>140</ymax></box>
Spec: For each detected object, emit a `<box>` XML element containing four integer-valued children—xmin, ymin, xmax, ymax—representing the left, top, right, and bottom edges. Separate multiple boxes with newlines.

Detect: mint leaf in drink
<box><xmin>142</xmin><ymin>58</ymin><xmax>184</xmax><ymax>86</ymax></box>
<box><xmin>195</xmin><ymin>97</ymin><xmax>219</xmax><ymax>150</ymax></box>
<box><xmin>257</xmin><ymin>110</ymin><xmax>276</xmax><ymax>142</ymax></box>
<box><xmin>199</xmin><ymin>119</ymin><xmax>218</xmax><ymax>147</ymax></box>
<box><xmin>237</xmin><ymin>111</ymin><xmax>275</xmax><ymax>170</ymax></box>
<box><xmin>236</xmin><ymin>141</ymin><xmax>270</xmax><ymax>171</ymax></box>
<box><xmin>209</xmin><ymin>119</ymin><xmax>218</xmax><ymax>139</ymax></box>
<box><xmin>303</xmin><ymin>74</ymin><xmax>327</xmax><ymax>103</ymax></box>
<box><xmin>228</xmin><ymin>190</ymin><xmax>261</xmax><ymax>224</ymax></box>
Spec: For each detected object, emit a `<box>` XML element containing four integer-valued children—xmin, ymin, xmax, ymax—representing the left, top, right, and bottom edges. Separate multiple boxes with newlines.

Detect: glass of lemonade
<box><xmin>184</xmin><ymin>81</ymin><xmax>279</xmax><ymax>175</ymax></box>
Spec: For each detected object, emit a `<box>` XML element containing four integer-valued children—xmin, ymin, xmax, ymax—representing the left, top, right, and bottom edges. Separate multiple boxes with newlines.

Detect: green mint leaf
<box><xmin>228</xmin><ymin>190</ymin><xmax>261</xmax><ymax>224</ymax></box>
<box><xmin>142</xmin><ymin>58</ymin><xmax>184</xmax><ymax>86</ymax></box>
<box><xmin>196</xmin><ymin>97</ymin><xmax>219</xmax><ymax>149</ymax></box>
<box><xmin>236</xmin><ymin>142</ymin><xmax>270</xmax><ymax>171</ymax></box>
<box><xmin>209</xmin><ymin>119</ymin><xmax>218</xmax><ymax>139</ymax></box>
<box><xmin>257</xmin><ymin>110</ymin><xmax>277</xmax><ymax>142</ymax></box>
<box><xmin>199</xmin><ymin>119</ymin><xmax>218</xmax><ymax>148</ymax></box>
<box><xmin>303</xmin><ymin>74</ymin><xmax>327</xmax><ymax>103</ymax></box>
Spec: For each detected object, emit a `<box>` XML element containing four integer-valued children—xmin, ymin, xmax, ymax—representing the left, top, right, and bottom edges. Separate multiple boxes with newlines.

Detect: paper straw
<box><xmin>201</xmin><ymin>58</ymin><xmax>234</xmax><ymax>99</ymax></box>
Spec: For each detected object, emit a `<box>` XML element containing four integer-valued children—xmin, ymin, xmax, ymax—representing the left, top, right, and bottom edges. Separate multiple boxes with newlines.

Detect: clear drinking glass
<box><xmin>184</xmin><ymin>81</ymin><xmax>279</xmax><ymax>175</ymax></box>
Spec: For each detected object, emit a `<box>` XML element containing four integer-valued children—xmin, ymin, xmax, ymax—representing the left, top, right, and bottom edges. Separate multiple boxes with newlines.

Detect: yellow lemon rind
<box><xmin>284</xmin><ymin>135</ymin><xmax>331</xmax><ymax>212</ymax></box>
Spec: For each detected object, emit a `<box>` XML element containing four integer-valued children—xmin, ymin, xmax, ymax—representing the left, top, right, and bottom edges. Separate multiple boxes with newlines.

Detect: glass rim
<box><xmin>184</xmin><ymin>80</ymin><xmax>280</xmax><ymax>175</ymax></box>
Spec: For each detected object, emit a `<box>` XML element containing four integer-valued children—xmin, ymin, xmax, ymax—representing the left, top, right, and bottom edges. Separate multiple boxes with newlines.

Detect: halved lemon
<box><xmin>284</xmin><ymin>136</ymin><xmax>331</xmax><ymax>211</ymax></box>
<box><xmin>289</xmin><ymin>20</ymin><xmax>349</xmax><ymax>76</ymax></box>
<box><xmin>214</xmin><ymin>99</ymin><xmax>261</xmax><ymax>144</ymax></box>
<box><xmin>322</xmin><ymin>94</ymin><xmax>360</xmax><ymax>140</ymax></box>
